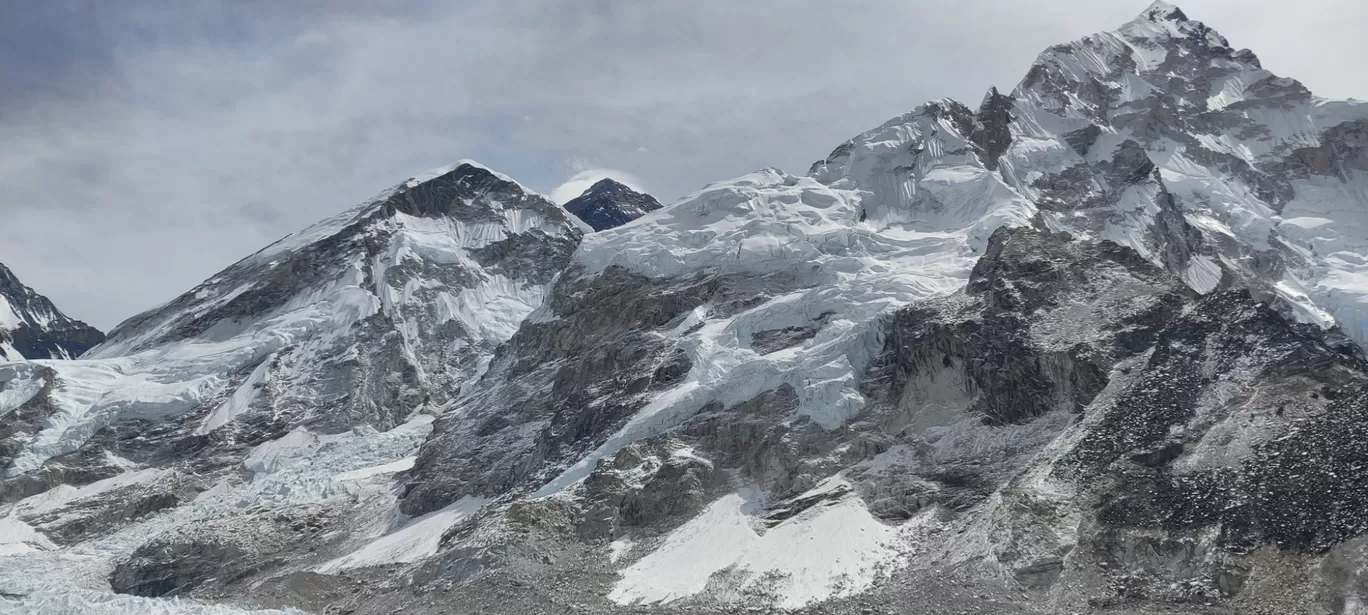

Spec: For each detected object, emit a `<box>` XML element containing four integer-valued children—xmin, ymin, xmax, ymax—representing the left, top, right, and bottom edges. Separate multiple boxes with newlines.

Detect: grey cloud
<box><xmin>1</xmin><ymin>0</ymin><xmax>1364</xmax><ymax>329</ymax></box>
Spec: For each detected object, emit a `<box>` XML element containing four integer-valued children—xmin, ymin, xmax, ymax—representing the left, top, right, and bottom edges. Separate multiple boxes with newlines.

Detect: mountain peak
<box><xmin>1118</xmin><ymin>0</ymin><xmax>1229</xmax><ymax>48</ymax></box>
<box><xmin>1138</xmin><ymin>0</ymin><xmax>1187</xmax><ymax>22</ymax></box>
<box><xmin>564</xmin><ymin>177</ymin><xmax>662</xmax><ymax>232</ymax></box>
<box><xmin>403</xmin><ymin>159</ymin><xmax>525</xmax><ymax>192</ymax></box>
<box><xmin>586</xmin><ymin>177</ymin><xmax>632</xmax><ymax>194</ymax></box>
<box><xmin>0</xmin><ymin>262</ymin><xmax>104</xmax><ymax>360</ymax></box>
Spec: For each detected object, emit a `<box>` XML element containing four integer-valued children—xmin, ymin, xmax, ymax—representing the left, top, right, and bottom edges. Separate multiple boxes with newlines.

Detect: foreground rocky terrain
<box><xmin>5</xmin><ymin>2</ymin><xmax>1368</xmax><ymax>614</ymax></box>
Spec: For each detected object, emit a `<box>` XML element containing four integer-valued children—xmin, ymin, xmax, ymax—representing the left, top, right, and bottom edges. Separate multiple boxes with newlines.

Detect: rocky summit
<box><xmin>563</xmin><ymin>178</ymin><xmax>664</xmax><ymax>231</ymax></box>
<box><xmin>4</xmin><ymin>3</ymin><xmax>1368</xmax><ymax>614</ymax></box>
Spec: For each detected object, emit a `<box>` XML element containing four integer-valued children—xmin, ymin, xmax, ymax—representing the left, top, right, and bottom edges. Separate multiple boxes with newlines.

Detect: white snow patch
<box><xmin>1181</xmin><ymin>256</ymin><xmax>1222</xmax><ymax>294</ymax></box>
<box><xmin>0</xmin><ymin>296</ymin><xmax>22</xmax><ymax>329</ymax></box>
<box><xmin>243</xmin><ymin>428</ymin><xmax>333</xmax><ymax>477</ymax></box>
<box><xmin>435</xmin><ymin>274</ymin><xmax>548</xmax><ymax>343</ymax></box>
<box><xmin>195</xmin><ymin>356</ymin><xmax>272</xmax><ymax>435</ymax></box>
<box><xmin>609</xmin><ymin>483</ymin><xmax>903</xmax><ymax>609</ymax></box>
<box><xmin>0</xmin><ymin>514</ymin><xmax>57</xmax><ymax>555</ymax></box>
<box><xmin>608</xmin><ymin>538</ymin><xmax>634</xmax><ymax>564</ymax></box>
<box><xmin>332</xmin><ymin>456</ymin><xmax>416</xmax><ymax>482</ymax></box>
<box><xmin>317</xmin><ymin>496</ymin><xmax>485</xmax><ymax>572</ymax></box>
<box><xmin>191</xmin><ymin>478</ymin><xmax>234</xmax><ymax>504</ymax></box>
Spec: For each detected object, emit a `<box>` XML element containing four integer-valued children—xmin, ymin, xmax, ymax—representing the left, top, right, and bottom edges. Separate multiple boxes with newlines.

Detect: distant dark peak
<box><xmin>587</xmin><ymin>178</ymin><xmax>632</xmax><ymax>194</ymax></box>
<box><xmin>564</xmin><ymin>178</ymin><xmax>663</xmax><ymax>232</ymax></box>
<box><xmin>0</xmin><ymin>261</ymin><xmax>105</xmax><ymax>360</ymax></box>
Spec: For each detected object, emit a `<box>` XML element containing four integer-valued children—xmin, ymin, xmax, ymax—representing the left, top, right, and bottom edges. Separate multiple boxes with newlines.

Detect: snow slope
<box><xmin>610</xmin><ymin>480</ymin><xmax>908</xmax><ymax>609</ymax></box>
<box><xmin>0</xmin><ymin>162</ymin><xmax>581</xmax><ymax>481</ymax></box>
<box><xmin>539</xmin><ymin>110</ymin><xmax>1036</xmax><ymax>496</ymax></box>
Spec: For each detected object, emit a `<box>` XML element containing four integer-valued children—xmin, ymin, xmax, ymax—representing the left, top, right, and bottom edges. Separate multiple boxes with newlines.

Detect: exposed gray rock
<box><xmin>970</xmin><ymin>86</ymin><xmax>1015</xmax><ymax>170</ymax></box>
<box><xmin>401</xmin><ymin>265</ymin><xmax>806</xmax><ymax>515</ymax></box>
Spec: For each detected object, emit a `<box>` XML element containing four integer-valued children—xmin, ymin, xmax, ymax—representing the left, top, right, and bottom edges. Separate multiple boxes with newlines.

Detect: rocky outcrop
<box><xmin>971</xmin><ymin>86</ymin><xmax>1015</xmax><ymax>170</ymax></box>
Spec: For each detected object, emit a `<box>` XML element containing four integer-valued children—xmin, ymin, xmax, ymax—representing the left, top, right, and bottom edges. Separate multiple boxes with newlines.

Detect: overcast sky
<box><xmin>3</xmin><ymin>0</ymin><xmax>1366</xmax><ymax>330</ymax></box>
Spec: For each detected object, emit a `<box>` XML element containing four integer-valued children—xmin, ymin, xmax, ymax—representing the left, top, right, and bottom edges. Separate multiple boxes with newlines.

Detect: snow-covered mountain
<box><xmin>0</xmin><ymin>263</ymin><xmax>104</xmax><ymax>361</ymax></box>
<box><xmin>562</xmin><ymin>178</ymin><xmax>663</xmax><ymax>231</ymax></box>
<box><xmin>5</xmin><ymin>3</ymin><xmax>1368</xmax><ymax>614</ymax></box>
<box><xmin>0</xmin><ymin>162</ymin><xmax>581</xmax><ymax>611</ymax></box>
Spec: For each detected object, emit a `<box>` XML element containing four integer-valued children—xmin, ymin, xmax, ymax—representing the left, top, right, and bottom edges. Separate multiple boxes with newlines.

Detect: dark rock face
<box><xmin>749</xmin><ymin>311</ymin><xmax>835</xmax><ymax>355</ymax></box>
<box><xmin>971</xmin><ymin>86</ymin><xmax>1015</xmax><ymax>170</ymax></box>
<box><xmin>876</xmin><ymin>227</ymin><xmax>1186</xmax><ymax>426</ymax></box>
<box><xmin>855</xmin><ymin>226</ymin><xmax>1190</xmax><ymax>512</ymax></box>
<box><xmin>562</xmin><ymin>179</ymin><xmax>663</xmax><ymax>231</ymax></box>
<box><xmin>401</xmin><ymin>265</ymin><xmax>804</xmax><ymax>516</ymax></box>
<box><xmin>0</xmin><ymin>263</ymin><xmax>104</xmax><ymax>360</ymax></box>
<box><xmin>856</xmin><ymin>226</ymin><xmax>1368</xmax><ymax>610</ymax></box>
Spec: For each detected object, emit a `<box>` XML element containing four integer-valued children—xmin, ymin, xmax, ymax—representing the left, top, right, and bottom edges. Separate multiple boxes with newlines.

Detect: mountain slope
<box><xmin>563</xmin><ymin>178</ymin><xmax>664</xmax><ymax>231</ymax></box>
<box><xmin>401</xmin><ymin>3</ymin><xmax>1368</xmax><ymax>613</ymax></box>
<box><xmin>0</xmin><ymin>161</ymin><xmax>582</xmax><ymax>611</ymax></box>
<box><xmin>0</xmin><ymin>263</ymin><xmax>104</xmax><ymax>360</ymax></box>
<box><xmin>995</xmin><ymin>0</ymin><xmax>1368</xmax><ymax>342</ymax></box>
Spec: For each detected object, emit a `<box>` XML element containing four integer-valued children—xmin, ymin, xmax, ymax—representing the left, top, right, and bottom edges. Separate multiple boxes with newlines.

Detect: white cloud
<box><xmin>549</xmin><ymin>168</ymin><xmax>648</xmax><ymax>205</ymax></box>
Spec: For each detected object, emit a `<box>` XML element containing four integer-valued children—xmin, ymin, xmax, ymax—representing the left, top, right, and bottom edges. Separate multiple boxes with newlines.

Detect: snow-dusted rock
<box><xmin>0</xmin><ymin>263</ymin><xmax>104</xmax><ymax>360</ymax></box>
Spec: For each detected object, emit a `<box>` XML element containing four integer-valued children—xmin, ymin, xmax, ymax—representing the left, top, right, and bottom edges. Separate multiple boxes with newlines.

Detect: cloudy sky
<box><xmin>3</xmin><ymin>0</ymin><xmax>1366</xmax><ymax>329</ymax></box>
